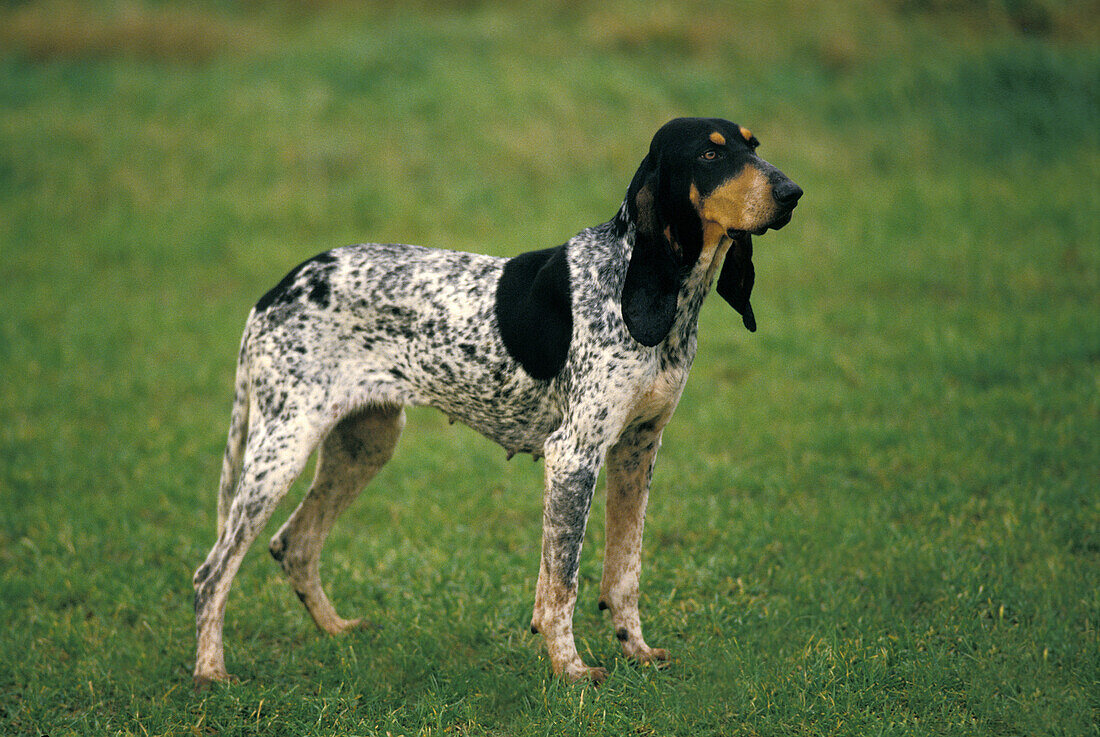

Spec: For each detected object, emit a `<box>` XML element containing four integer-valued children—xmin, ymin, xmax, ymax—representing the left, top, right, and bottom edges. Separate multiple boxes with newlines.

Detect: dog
<box><xmin>192</xmin><ymin>117</ymin><xmax>802</xmax><ymax>686</ymax></box>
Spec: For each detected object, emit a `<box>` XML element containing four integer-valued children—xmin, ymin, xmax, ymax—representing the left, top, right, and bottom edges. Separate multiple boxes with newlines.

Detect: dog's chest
<box><xmin>626</xmin><ymin>359</ymin><xmax>690</xmax><ymax>428</ymax></box>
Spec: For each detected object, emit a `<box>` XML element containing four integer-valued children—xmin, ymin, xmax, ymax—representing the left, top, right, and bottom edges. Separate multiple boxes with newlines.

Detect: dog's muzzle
<box><xmin>766</xmin><ymin>178</ymin><xmax>803</xmax><ymax>232</ymax></box>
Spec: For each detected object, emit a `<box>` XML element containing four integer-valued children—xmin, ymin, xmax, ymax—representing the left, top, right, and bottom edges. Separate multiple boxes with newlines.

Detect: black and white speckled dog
<box><xmin>192</xmin><ymin>117</ymin><xmax>802</xmax><ymax>686</ymax></box>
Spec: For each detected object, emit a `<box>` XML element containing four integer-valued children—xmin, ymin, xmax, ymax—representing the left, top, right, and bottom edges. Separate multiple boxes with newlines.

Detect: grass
<box><xmin>1</xmin><ymin>0</ymin><xmax>1097</xmax><ymax>734</ymax></box>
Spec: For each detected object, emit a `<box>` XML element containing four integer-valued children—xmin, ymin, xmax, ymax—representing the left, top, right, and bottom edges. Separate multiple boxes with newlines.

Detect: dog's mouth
<box><xmin>727</xmin><ymin>205</ymin><xmax>796</xmax><ymax>239</ymax></box>
<box><xmin>767</xmin><ymin>206</ymin><xmax>795</xmax><ymax>231</ymax></box>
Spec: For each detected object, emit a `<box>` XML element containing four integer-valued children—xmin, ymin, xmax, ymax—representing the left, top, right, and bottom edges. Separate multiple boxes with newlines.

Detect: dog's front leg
<box><xmin>531</xmin><ymin>430</ymin><xmax>608</xmax><ymax>683</ymax></box>
<box><xmin>599</xmin><ymin>425</ymin><xmax>669</xmax><ymax>666</ymax></box>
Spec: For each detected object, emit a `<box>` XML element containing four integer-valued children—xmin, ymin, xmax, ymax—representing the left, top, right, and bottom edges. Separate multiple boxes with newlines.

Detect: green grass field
<box><xmin>1</xmin><ymin>1</ymin><xmax>1097</xmax><ymax>734</ymax></box>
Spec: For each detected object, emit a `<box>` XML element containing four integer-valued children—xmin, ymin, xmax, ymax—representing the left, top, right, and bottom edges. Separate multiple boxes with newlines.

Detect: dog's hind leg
<box><xmin>193</xmin><ymin>415</ymin><xmax>321</xmax><ymax>686</ymax></box>
<box><xmin>269</xmin><ymin>405</ymin><xmax>405</xmax><ymax>635</ymax></box>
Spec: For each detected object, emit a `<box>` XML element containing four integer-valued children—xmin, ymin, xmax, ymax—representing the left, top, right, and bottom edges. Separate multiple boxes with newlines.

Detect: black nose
<box><xmin>772</xmin><ymin>179</ymin><xmax>803</xmax><ymax>207</ymax></box>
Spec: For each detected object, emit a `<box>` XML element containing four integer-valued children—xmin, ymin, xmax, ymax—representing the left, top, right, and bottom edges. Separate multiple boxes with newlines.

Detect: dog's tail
<box><xmin>216</xmin><ymin>333</ymin><xmax>251</xmax><ymax>537</ymax></box>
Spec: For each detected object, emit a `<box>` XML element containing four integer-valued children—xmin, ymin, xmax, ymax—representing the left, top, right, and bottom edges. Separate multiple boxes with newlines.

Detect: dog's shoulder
<box><xmin>493</xmin><ymin>221</ymin><xmax>631</xmax><ymax>380</ymax></box>
<box><xmin>494</xmin><ymin>244</ymin><xmax>573</xmax><ymax>381</ymax></box>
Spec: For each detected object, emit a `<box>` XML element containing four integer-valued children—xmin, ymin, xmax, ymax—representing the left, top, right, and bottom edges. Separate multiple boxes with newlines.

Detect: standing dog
<box><xmin>193</xmin><ymin>117</ymin><xmax>801</xmax><ymax>685</ymax></box>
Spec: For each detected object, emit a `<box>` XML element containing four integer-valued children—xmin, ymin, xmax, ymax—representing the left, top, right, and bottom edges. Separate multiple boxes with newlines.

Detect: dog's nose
<box><xmin>772</xmin><ymin>179</ymin><xmax>803</xmax><ymax>207</ymax></box>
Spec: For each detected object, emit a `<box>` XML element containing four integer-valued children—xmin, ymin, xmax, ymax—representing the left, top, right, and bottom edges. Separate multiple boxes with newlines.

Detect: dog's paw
<box><xmin>630</xmin><ymin>646</ymin><xmax>671</xmax><ymax>667</ymax></box>
<box><xmin>562</xmin><ymin>663</ymin><xmax>609</xmax><ymax>685</ymax></box>
<box><xmin>312</xmin><ymin>610</ymin><xmax>378</xmax><ymax>636</ymax></box>
<box><xmin>326</xmin><ymin>616</ymin><xmax>371</xmax><ymax>635</ymax></box>
<box><xmin>192</xmin><ymin>670</ymin><xmax>238</xmax><ymax>690</ymax></box>
<box><xmin>622</xmin><ymin>638</ymin><xmax>671</xmax><ymax>668</ymax></box>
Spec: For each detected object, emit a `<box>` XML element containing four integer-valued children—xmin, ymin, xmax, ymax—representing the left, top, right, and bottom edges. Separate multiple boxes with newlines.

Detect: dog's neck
<box><xmin>666</xmin><ymin>235</ymin><xmax>726</xmax><ymax>354</ymax></box>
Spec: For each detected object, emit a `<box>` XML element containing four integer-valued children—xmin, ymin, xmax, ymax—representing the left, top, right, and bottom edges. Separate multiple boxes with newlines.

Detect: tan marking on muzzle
<box><xmin>690</xmin><ymin>167</ymin><xmax>774</xmax><ymax>280</ymax></box>
<box><xmin>692</xmin><ymin>166</ymin><xmax>773</xmax><ymax>236</ymax></box>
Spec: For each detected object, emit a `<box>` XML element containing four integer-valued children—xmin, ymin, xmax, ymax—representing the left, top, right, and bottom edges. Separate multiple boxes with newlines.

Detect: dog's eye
<box><xmin>700</xmin><ymin>149</ymin><xmax>722</xmax><ymax>161</ymax></box>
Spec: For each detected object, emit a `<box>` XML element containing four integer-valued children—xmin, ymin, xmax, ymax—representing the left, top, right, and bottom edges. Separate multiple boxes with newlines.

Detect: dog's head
<box><xmin>621</xmin><ymin>117</ymin><xmax>802</xmax><ymax>345</ymax></box>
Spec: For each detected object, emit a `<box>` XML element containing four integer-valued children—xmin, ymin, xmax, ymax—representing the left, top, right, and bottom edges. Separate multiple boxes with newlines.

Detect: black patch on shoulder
<box><xmin>494</xmin><ymin>245</ymin><xmax>572</xmax><ymax>380</ymax></box>
<box><xmin>255</xmin><ymin>251</ymin><xmax>338</xmax><ymax>313</ymax></box>
<box><xmin>308</xmin><ymin>278</ymin><xmax>331</xmax><ymax>308</ymax></box>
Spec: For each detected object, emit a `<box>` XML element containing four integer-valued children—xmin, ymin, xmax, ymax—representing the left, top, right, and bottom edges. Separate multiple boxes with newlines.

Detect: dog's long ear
<box><xmin>621</xmin><ymin>156</ymin><xmax>681</xmax><ymax>347</ymax></box>
<box><xmin>716</xmin><ymin>233</ymin><xmax>756</xmax><ymax>332</ymax></box>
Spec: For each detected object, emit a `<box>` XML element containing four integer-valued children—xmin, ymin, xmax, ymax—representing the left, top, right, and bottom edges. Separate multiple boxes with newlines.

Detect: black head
<box><xmin>620</xmin><ymin>117</ymin><xmax>802</xmax><ymax>345</ymax></box>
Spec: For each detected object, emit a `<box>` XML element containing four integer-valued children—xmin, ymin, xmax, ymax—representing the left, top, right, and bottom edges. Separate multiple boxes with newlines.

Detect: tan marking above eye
<box><xmin>708</xmin><ymin>131</ymin><xmax>726</xmax><ymax>146</ymax></box>
<box><xmin>739</xmin><ymin>126</ymin><xmax>753</xmax><ymax>142</ymax></box>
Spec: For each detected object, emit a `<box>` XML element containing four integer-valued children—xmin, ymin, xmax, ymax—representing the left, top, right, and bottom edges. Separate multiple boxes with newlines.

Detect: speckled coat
<box><xmin>192</xmin><ymin>116</ymin><xmax>802</xmax><ymax>685</ymax></box>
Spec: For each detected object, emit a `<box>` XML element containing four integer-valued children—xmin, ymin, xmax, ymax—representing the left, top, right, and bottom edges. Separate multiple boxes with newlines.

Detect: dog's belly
<box><xmin>454</xmin><ymin>399</ymin><xmax>563</xmax><ymax>457</ymax></box>
<box><xmin>411</xmin><ymin>359</ymin><xmax>564</xmax><ymax>457</ymax></box>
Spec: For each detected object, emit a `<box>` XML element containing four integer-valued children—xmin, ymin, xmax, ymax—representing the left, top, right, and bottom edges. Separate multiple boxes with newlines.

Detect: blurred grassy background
<box><xmin>1</xmin><ymin>1</ymin><xmax>1097</xmax><ymax>735</ymax></box>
